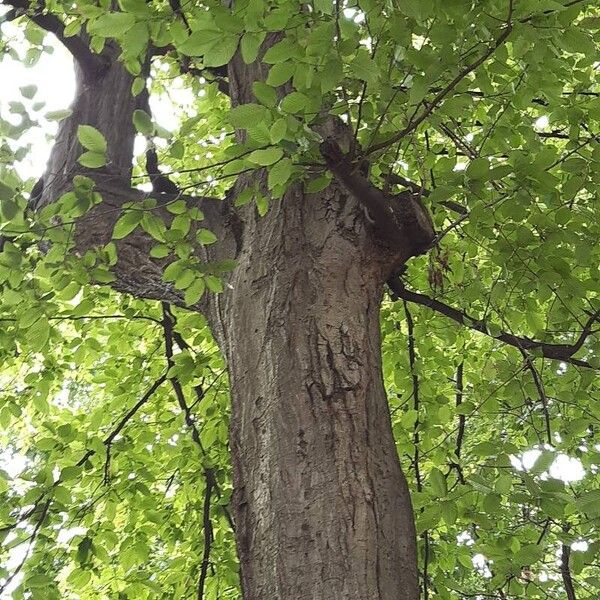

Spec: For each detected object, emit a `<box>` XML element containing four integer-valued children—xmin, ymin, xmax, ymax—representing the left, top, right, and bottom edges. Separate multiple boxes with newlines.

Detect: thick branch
<box><xmin>2</xmin><ymin>0</ymin><xmax>105</xmax><ymax>78</ymax></box>
<box><xmin>385</xmin><ymin>173</ymin><xmax>468</xmax><ymax>216</ymax></box>
<box><xmin>320</xmin><ymin>138</ymin><xmax>435</xmax><ymax>255</ymax></box>
<box><xmin>388</xmin><ymin>278</ymin><xmax>599</xmax><ymax>369</ymax></box>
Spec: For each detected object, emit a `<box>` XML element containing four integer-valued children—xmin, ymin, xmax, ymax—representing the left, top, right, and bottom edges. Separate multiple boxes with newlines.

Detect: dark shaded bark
<box><xmin>31</xmin><ymin>31</ymin><xmax>434</xmax><ymax>600</ymax></box>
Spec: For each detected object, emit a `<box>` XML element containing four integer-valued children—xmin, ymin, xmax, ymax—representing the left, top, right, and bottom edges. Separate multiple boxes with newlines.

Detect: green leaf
<box><xmin>0</xmin><ymin>180</ymin><xmax>15</xmax><ymax>202</ymax></box>
<box><xmin>203</xmin><ymin>35</ymin><xmax>240</xmax><ymax>67</ymax></box>
<box><xmin>465</xmin><ymin>157</ymin><xmax>489</xmax><ymax>180</ymax></box>
<box><xmin>197</xmin><ymin>228</ymin><xmax>217</xmax><ymax>244</ymax></box>
<box><xmin>248</xmin><ymin>148</ymin><xmax>284</xmax><ymax>166</ymax></box>
<box><xmin>19</xmin><ymin>84</ymin><xmax>37</xmax><ymax>99</ymax></box>
<box><xmin>240</xmin><ymin>31</ymin><xmax>266</xmax><ymax>64</ymax></box>
<box><xmin>263</xmin><ymin>38</ymin><xmax>300</xmax><ymax>64</ymax></box>
<box><xmin>252</xmin><ymin>82</ymin><xmax>278</xmax><ymax>107</ymax></box>
<box><xmin>228</xmin><ymin>104</ymin><xmax>269</xmax><ymax>129</ymax></box>
<box><xmin>349</xmin><ymin>51</ymin><xmax>378</xmax><ymax>85</ymax></box>
<box><xmin>78</xmin><ymin>151</ymin><xmax>107</xmax><ymax>168</ymax></box>
<box><xmin>133</xmin><ymin>109</ymin><xmax>154</xmax><ymax>135</ymax></box>
<box><xmin>280</xmin><ymin>92</ymin><xmax>309</xmax><ymax>114</ymax></box>
<box><xmin>88</xmin><ymin>12</ymin><xmax>136</xmax><ymax>37</ymax></box>
<box><xmin>184</xmin><ymin>277</ymin><xmax>206</xmax><ymax>305</ymax></box>
<box><xmin>530</xmin><ymin>450</ymin><xmax>555</xmax><ymax>476</ymax></box>
<box><xmin>267</xmin><ymin>62</ymin><xmax>295</xmax><ymax>87</ymax></box>
<box><xmin>268</xmin><ymin>157</ymin><xmax>293</xmax><ymax>189</ymax></box>
<box><xmin>45</xmin><ymin>109</ymin><xmax>72</xmax><ymax>121</ymax></box>
<box><xmin>205</xmin><ymin>274</ymin><xmax>223</xmax><ymax>293</ymax></box>
<box><xmin>77</xmin><ymin>125</ymin><xmax>107</xmax><ymax>153</ymax></box>
<box><xmin>270</xmin><ymin>118</ymin><xmax>287</xmax><ymax>144</ymax></box>
<box><xmin>118</xmin><ymin>0</ymin><xmax>149</xmax><ymax>13</ymax></box>
<box><xmin>429</xmin><ymin>468</ymin><xmax>448</xmax><ymax>498</ymax></box>
<box><xmin>305</xmin><ymin>173</ymin><xmax>332</xmax><ymax>193</ymax></box>
<box><xmin>112</xmin><ymin>210</ymin><xmax>142</xmax><ymax>239</ymax></box>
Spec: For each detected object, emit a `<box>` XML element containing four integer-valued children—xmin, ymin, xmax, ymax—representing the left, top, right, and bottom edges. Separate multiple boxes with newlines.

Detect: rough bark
<box><xmin>212</xmin><ymin>174</ymin><xmax>420</xmax><ymax>599</ymax></box>
<box><xmin>31</xmin><ymin>32</ymin><xmax>435</xmax><ymax>600</ymax></box>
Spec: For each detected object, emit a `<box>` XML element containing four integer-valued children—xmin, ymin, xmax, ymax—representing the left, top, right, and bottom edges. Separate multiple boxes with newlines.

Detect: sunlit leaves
<box><xmin>2</xmin><ymin>0</ymin><xmax>600</xmax><ymax>598</ymax></box>
<box><xmin>77</xmin><ymin>125</ymin><xmax>107</xmax><ymax>168</ymax></box>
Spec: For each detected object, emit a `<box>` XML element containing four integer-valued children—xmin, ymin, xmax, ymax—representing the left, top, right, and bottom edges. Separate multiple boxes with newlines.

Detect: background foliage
<box><xmin>1</xmin><ymin>0</ymin><xmax>599</xmax><ymax>598</ymax></box>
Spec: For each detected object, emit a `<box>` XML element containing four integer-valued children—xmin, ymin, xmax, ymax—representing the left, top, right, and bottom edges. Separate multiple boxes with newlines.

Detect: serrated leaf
<box><xmin>78</xmin><ymin>151</ymin><xmax>106</xmax><ymax>168</ymax></box>
<box><xmin>241</xmin><ymin>31</ymin><xmax>265</xmax><ymax>64</ymax></box>
<box><xmin>270</xmin><ymin>118</ymin><xmax>287</xmax><ymax>144</ymax></box>
<box><xmin>184</xmin><ymin>277</ymin><xmax>205</xmax><ymax>305</ymax></box>
<box><xmin>248</xmin><ymin>147</ymin><xmax>283</xmax><ymax>166</ymax></box>
<box><xmin>280</xmin><ymin>91</ymin><xmax>308</xmax><ymax>114</ymax></box>
<box><xmin>77</xmin><ymin>125</ymin><xmax>107</xmax><ymax>153</ymax></box>
<box><xmin>203</xmin><ymin>35</ymin><xmax>240</xmax><ymax>67</ymax></box>
<box><xmin>133</xmin><ymin>109</ymin><xmax>154</xmax><ymax>135</ymax></box>
<box><xmin>228</xmin><ymin>103</ymin><xmax>269</xmax><ymax>129</ymax></box>
<box><xmin>197</xmin><ymin>228</ymin><xmax>217</xmax><ymax>244</ymax></box>
<box><xmin>112</xmin><ymin>210</ymin><xmax>142</xmax><ymax>239</ymax></box>
<box><xmin>349</xmin><ymin>51</ymin><xmax>378</xmax><ymax>85</ymax></box>
<box><xmin>267</xmin><ymin>61</ymin><xmax>295</xmax><ymax>87</ymax></box>
<box><xmin>429</xmin><ymin>467</ymin><xmax>447</xmax><ymax>498</ymax></box>
<box><xmin>268</xmin><ymin>157</ymin><xmax>293</xmax><ymax>189</ymax></box>
<box><xmin>45</xmin><ymin>109</ymin><xmax>72</xmax><ymax>121</ymax></box>
<box><xmin>306</xmin><ymin>173</ymin><xmax>332</xmax><ymax>193</ymax></box>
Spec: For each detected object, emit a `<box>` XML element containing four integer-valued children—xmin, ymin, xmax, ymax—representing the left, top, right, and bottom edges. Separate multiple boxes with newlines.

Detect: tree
<box><xmin>0</xmin><ymin>0</ymin><xmax>599</xmax><ymax>597</ymax></box>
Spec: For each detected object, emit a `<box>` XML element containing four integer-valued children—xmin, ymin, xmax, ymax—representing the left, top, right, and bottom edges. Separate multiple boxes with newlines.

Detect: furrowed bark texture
<box><xmin>35</xmin><ymin>36</ymin><xmax>429</xmax><ymax>600</ymax></box>
<box><xmin>213</xmin><ymin>175</ymin><xmax>419</xmax><ymax>599</ymax></box>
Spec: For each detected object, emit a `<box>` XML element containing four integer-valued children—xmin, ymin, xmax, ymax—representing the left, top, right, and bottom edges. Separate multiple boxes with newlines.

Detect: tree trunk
<box><xmin>208</xmin><ymin>178</ymin><xmax>419</xmax><ymax>599</ymax></box>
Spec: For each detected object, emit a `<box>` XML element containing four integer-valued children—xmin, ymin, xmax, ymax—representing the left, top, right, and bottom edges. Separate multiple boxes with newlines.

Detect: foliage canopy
<box><xmin>0</xmin><ymin>0</ymin><xmax>599</xmax><ymax>598</ymax></box>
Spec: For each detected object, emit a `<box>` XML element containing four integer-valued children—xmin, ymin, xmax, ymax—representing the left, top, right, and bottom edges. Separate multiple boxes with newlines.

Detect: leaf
<box><xmin>234</xmin><ymin>188</ymin><xmax>254</xmax><ymax>206</ymax></box>
<box><xmin>203</xmin><ymin>35</ymin><xmax>240</xmax><ymax>67</ymax></box>
<box><xmin>184</xmin><ymin>277</ymin><xmax>206</xmax><ymax>305</ymax></box>
<box><xmin>305</xmin><ymin>173</ymin><xmax>332</xmax><ymax>193</ymax></box>
<box><xmin>429</xmin><ymin>467</ymin><xmax>447</xmax><ymax>498</ymax></box>
<box><xmin>0</xmin><ymin>180</ymin><xmax>15</xmax><ymax>202</ymax></box>
<box><xmin>349</xmin><ymin>51</ymin><xmax>378</xmax><ymax>85</ymax></box>
<box><xmin>228</xmin><ymin>104</ymin><xmax>269</xmax><ymax>129</ymax></box>
<box><xmin>530</xmin><ymin>450</ymin><xmax>555</xmax><ymax>476</ymax></box>
<box><xmin>45</xmin><ymin>109</ymin><xmax>72</xmax><ymax>121</ymax></box>
<box><xmin>280</xmin><ymin>92</ymin><xmax>309</xmax><ymax>114</ymax></box>
<box><xmin>118</xmin><ymin>0</ymin><xmax>149</xmax><ymax>13</ymax></box>
<box><xmin>577</xmin><ymin>490</ymin><xmax>600</xmax><ymax>517</ymax></box>
<box><xmin>262</xmin><ymin>38</ymin><xmax>299</xmax><ymax>64</ymax></box>
<box><xmin>267</xmin><ymin>62</ymin><xmax>295</xmax><ymax>87</ymax></box>
<box><xmin>133</xmin><ymin>109</ymin><xmax>154</xmax><ymax>135</ymax></box>
<box><xmin>268</xmin><ymin>158</ymin><xmax>293</xmax><ymax>189</ymax></box>
<box><xmin>78</xmin><ymin>151</ymin><xmax>107</xmax><ymax>168</ymax></box>
<box><xmin>205</xmin><ymin>274</ymin><xmax>223</xmax><ymax>293</ymax></box>
<box><xmin>112</xmin><ymin>210</ymin><xmax>142</xmax><ymax>239</ymax></box>
<box><xmin>88</xmin><ymin>12</ymin><xmax>136</xmax><ymax>37</ymax></box>
<box><xmin>466</xmin><ymin>157</ymin><xmax>490</xmax><ymax>180</ymax></box>
<box><xmin>270</xmin><ymin>118</ymin><xmax>287</xmax><ymax>144</ymax></box>
<box><xmin>248</xmin><ymin>148</ymin><xmax>284</xmax><ymax>166</ymax></box>
<box><xmin>196</xmin><ymin>228</ymin><xmax>217</xmax><ymax>244</ymax></box>
<box><xmin>252</xmin><ymin>82</ymin><xmax>278</xmax><ymax>107</ymax></box>
<box><xmin>19</xmin><ymin>84</ymin><xmax>37</xmax><ymax>99</ymax></box>
<box><xmin>313</xmin><ymin>0</ymin><xmax>334</xmax><ymax>14</ymax></box>
<box><xmin>77</xmin><ymin>125</ymin><xmax>107</xmax><ymax>153</ymax></box>
<box><xmin>241</xmin><ymin>31</ymin><xmax>266</xmax><ymax>64</ymax></box>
